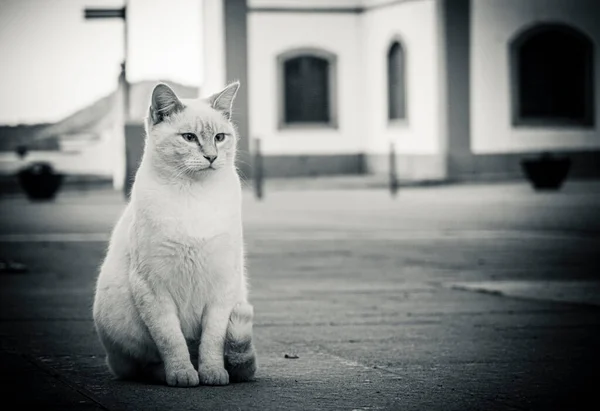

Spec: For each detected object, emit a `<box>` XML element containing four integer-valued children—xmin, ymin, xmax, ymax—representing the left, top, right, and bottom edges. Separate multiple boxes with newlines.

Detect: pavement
<box><xmin>0</xmin><ymin>179</ymin><xmax>599</xmax><ymax>411</ymax></box>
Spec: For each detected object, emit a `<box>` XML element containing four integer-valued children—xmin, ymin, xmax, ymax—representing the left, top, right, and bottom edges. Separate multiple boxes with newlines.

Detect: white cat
<box><xmin>92</xmin><ymin>81</ymin><xmax>257</xmax><ymax>387</ymax></box>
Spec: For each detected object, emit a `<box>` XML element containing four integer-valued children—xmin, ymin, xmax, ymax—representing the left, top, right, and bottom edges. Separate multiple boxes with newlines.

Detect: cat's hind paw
<box><xmin>198</xmin><ymin>364</ymin><xmax>230</xmax><ymax>386</ymax></box>
<box><xmin>165</xmin><ymin>365</ymin><xmax>200</xmax><ymax>387</ymax></box>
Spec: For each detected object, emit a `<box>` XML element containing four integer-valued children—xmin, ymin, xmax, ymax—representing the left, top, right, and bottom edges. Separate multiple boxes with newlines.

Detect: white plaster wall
<box><xmin>202</xmin><ymin>0</ymin><xmax>226</xmax><ymax>95</ymax></box>
<box><xmin>0</xmin><ymin>137</ymin><xmax>115</xmax><ymax>177</ymax></box>
<box><xmin>0</xmin><ymin>128</ymin><xmax>124</xmax><ymax>190</ymax></box>
<box><xmin>248</xmin><ymin>0</ymin><xmax>398</xmax><ymax>8</ymax></box>
<box><xmin>249</xmin><ymin>0</ymin><xmax>362</xmax><ymax>7</ymax></box>
<box><xmin>471</xmin><ymin>0</ymin><xmax>600</xmax><ymax>154</ymax></box>
<box><xmin>362</xmin><ymin>0</ymin><xmax>440</xmax><ymax>155</ymax></box>
<box><xmin>247</xmin><ymin>12</ymin><xmax>363</xmax><ymax>155</ymax></box>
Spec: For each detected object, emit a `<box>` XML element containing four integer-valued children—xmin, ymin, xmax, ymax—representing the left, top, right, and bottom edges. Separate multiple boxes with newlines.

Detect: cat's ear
<box><xmin>206</xmin><ymin>81</ymin><xmax>240</xmax><ymax>120</ymax></box>
<box><xmin>149</xmin><ymin>83</ymin><xmax>184</xmax><ymax>125</ymax></box>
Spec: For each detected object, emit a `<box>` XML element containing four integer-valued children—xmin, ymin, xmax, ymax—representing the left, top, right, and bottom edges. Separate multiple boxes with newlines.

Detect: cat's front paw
<box><xmin>198</xmin><ymin>364</ymin><xmax>229</xmax><ymax>386</ymax></box>
<box><xmin>165</xmin><ymin>364</ymin><xmax>200</xmax><ymax>387</ymax></box>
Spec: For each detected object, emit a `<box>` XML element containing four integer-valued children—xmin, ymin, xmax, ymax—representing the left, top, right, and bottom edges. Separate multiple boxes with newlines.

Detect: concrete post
<box><xmin>203</xmin><ymin>0</ymin><xmax>251</xmax><ymax>179</ymax></box>
<box><xmin>436</xmin><ymin>0</ymin><xmax>472</xmax><ymax>181</ymax></box>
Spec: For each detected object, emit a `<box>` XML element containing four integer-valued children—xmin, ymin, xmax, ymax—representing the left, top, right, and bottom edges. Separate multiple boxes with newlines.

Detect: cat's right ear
<box><xmin>148</xmin><ymin>83</ymin><xmax>184</xmax><ymax>125</ymax></box>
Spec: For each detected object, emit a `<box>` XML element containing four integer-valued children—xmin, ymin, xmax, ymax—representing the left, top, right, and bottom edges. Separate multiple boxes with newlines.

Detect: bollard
<box><xmin>389</xmin><ymin>142</ymin><xmax>398</xmax><ymax>197</ymax></box>
<box><xmin>253</xmin><ymin>138</ymin><xmax>263</xmax><ymax>200</ymax></box>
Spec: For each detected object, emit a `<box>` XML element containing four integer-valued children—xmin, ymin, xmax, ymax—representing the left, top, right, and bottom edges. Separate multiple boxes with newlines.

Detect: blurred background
<box><xmin>0</xmin><ymin>0</ymin><xmax>202</xmax><ymax>194</ymax></box>
<box><xmin>1</xmin><ymin>0</ymin><xmax>598</xmax><ymax>194</ymax></box>
<box><xmin>0</xmin><ymin>1</ymin><xmax>599</xmax><ymax>410</ymax></box>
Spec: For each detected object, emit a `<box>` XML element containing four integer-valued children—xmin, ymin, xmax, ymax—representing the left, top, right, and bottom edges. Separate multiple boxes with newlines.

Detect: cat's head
<box><xmin>143</xmin><ymin>81</ymin><xmax>240</xmax><ymax>178</ymax></box>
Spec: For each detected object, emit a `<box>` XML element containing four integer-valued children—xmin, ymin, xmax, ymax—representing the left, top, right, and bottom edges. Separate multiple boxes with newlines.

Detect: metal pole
<box><xmin>122</xmin><ymin>1</ymin><xmax>129</xmax><ymax>121</ymax></box>
<box><xmin>83</xmin><ymin>4</ymin><xmax>129</xmax><ymax>197</ymax></box>
<box><xmin>83</xmin><ymin>4</ymin><xmax>128</xmax><ymax>118</ymax></box>
<box><xmin>389</xmin><ymin>141</ymin><xmax>398</xmax><ymax>197</ymax></box>
<box><xmin>253</xmin><ymin>138</ymin><xmax>263</xmax><ymax>200</ymax></box>
<box><xmin>120</xmin><ymin>2</ymin><xmax>130</xmax><ymax>199</ymax></box>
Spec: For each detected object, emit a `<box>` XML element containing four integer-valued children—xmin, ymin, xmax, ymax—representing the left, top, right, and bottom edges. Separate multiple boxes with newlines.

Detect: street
<box><xmin>1</xmin><ymin>180</ymin><xmax>599</xmax><ymax>411</ymax></box>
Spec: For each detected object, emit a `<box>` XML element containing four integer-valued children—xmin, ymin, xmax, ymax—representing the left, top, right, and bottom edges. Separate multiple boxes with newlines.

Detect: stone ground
<box><xmin>0</xmin><ymin>179</ymin><xmax>599</xmax><ymax>411</ymax></box>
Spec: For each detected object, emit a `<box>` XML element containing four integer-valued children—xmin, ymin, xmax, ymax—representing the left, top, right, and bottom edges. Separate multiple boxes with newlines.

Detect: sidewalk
<box><xmin>0</xmin><ymin>170</ymin><xmax>513</xmax><ymax>198</ymax></box>
<box><xmin>1</xmin><ymin>181</ymin><xmax>599</xmax><ymax>410</ymax></box>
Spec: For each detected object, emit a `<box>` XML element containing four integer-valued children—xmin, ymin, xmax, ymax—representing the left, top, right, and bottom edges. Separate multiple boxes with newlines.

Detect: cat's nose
<box><xmin>203</xmin><ymin>154</ymin><xmax>217</xmax><ymax>164</ymax></box>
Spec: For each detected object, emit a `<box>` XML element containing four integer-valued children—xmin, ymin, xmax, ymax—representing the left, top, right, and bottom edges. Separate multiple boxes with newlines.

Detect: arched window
<box><xmin>387</xmin><ymin>40</ymin><xmax>407</xmax><ymax>121</ymax></box>
<box><xmin>278</xmin><ymin>48</ymin><xmax>337</xmax><ymax>128</ymax></box>
<box><xmin>510</xmin><ymin>23</ymin><xmax>594</xmax><ymax>126</ymax></box>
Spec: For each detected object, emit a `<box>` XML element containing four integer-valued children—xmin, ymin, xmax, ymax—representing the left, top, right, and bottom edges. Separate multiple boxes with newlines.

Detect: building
<box><xmin>201</xmin><ymin>0</ymin><xmax>600</xmax><ymax>182</ymax></box>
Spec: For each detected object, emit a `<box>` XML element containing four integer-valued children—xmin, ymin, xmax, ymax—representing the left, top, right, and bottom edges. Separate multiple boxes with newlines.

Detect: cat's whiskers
<box><xmin>172</xmin><ymin>164</ymin><xmax>194</xmax><ymax>181</ymax></box>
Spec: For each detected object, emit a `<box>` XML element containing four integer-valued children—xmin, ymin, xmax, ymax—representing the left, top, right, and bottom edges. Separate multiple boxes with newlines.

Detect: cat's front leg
<box><xmin>130</xmin><ymin>272</ymin><xmax>199</xmax><ymax>387</ymax></box>
<box><xmin>198</xmin><ymin>304</ymin><xmax>232</xmax><ymax>385</ymax></box>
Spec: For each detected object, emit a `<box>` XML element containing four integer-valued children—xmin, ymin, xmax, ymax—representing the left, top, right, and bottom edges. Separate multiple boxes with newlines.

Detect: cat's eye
<box><xmin>181</xmin><ymin>133</ymin><xmax>197</xmax><ymax>142</ymax></box>
<box><xmin>215</xmin><ymin>133</ymin><xmax>226</xmax><ymax>143</ymax></box>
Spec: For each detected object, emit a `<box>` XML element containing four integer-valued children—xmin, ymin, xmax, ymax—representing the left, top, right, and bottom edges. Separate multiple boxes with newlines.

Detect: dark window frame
<box><xmin>277</xmin><ymin>48</ymin><xmax>338</xmax><ymax>130</ymax></box>
<box><xmin>509</xmin><ymin>22</ymin><xmax>594</xmax><ymax>128</ymax></box>
<box><xmin>387</xmin><ymin>39</ymin><xmax>408</xmax><ymax>123</ymax></box>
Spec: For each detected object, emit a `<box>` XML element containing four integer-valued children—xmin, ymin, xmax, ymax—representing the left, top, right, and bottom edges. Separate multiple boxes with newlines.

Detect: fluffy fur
<box><xmin>92</xmin><ymin>81</ymin><xmax>257</xmax><ymax>387</ymax></box>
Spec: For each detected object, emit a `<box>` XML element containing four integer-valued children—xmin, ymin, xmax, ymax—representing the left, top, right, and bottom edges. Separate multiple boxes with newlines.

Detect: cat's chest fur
<box><xmin>130</xmin><ymin>175</ymin><xmax>243</xmax><ymax>326</ymax></box>
<box><xmin>151</xmin><ymin>188</ymin><xmax>239</xmax><ymax>240</ymax></box>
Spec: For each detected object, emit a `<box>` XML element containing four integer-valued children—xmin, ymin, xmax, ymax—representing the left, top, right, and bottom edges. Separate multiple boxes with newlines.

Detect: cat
<box><xmin>92</xmin><ymin>81</ymin><xmax>257</xmax><ymax>387</ymax></box>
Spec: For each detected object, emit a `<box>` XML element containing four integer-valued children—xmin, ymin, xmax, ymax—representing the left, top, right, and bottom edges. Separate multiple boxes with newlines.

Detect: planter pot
<box><xmin>15</xmin><ymin>145</ymin><xmax>28</xmax><ymax>159</ymax></box>
<box><xmin>520</xmin><ymin>153</ymin><xmax>571</xmax><ymax>191</ymax></box>
<box><xmin>17</xmin><ymin>162</ymin><xmax>64</xmax><ymax>201</ymax></box>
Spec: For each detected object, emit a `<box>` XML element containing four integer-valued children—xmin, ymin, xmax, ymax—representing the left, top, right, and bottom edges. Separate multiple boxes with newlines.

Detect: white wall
<box><xmin>202</xmin><ymin>0</ymin><xmax>226</xmax><ymax>96</ymax></box>
<box><xmin>471</xmin><ymin>0</ymin><xmax>600</xmax><ymax>154</ymax></box>
<box><xmin>247</xmin><ymin>11</ymin><xmax>363</xmax><ymax>155</ymax></box>
<box><xmin>362</xmin><ymin>0</ymin><xmax>440</xmax><ymax>156</ymax></box>
<box><xmin>0</xmin><ymin>136</ymin><xmax>116</xmax><ymax>177</ymax></box>
<box><xmin>250</xmin><ymin>0</ymin><xmax>361</xmax><ymax>7</ymax></box>
<box><xmin>0</xmin><ymin>127</ymin><xmax>125</xmax><ymax>189</ymax></box>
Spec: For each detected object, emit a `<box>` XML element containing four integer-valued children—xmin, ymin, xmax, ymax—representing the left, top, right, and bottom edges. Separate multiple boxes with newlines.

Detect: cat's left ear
<box><xmin>149</xmin><ymin>83</ymin><xmax>184</xmax><ymax>125</ymax></box>
<box><xmin>206</xmin><ymin>81</ymin><xmax>240</xmax><ymax>120</ymax></box>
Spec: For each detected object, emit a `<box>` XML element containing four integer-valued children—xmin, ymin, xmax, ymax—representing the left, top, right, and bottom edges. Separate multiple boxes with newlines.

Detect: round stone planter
<box><xmin>17</xmin><ymin>162</ymin><xmax>64</xmax><ymax>201</ymax></box>
<box><xmin>520</xmin><ymin>153</ymin><xmax>571</xmax><ymax>191</ymax></box>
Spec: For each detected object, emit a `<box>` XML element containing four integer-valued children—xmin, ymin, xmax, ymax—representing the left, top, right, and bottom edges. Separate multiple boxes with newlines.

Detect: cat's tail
<box><xmin>225</xmin><ymin>302</ymin><xmax>258</xmax><ymax>382</ymax></box>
